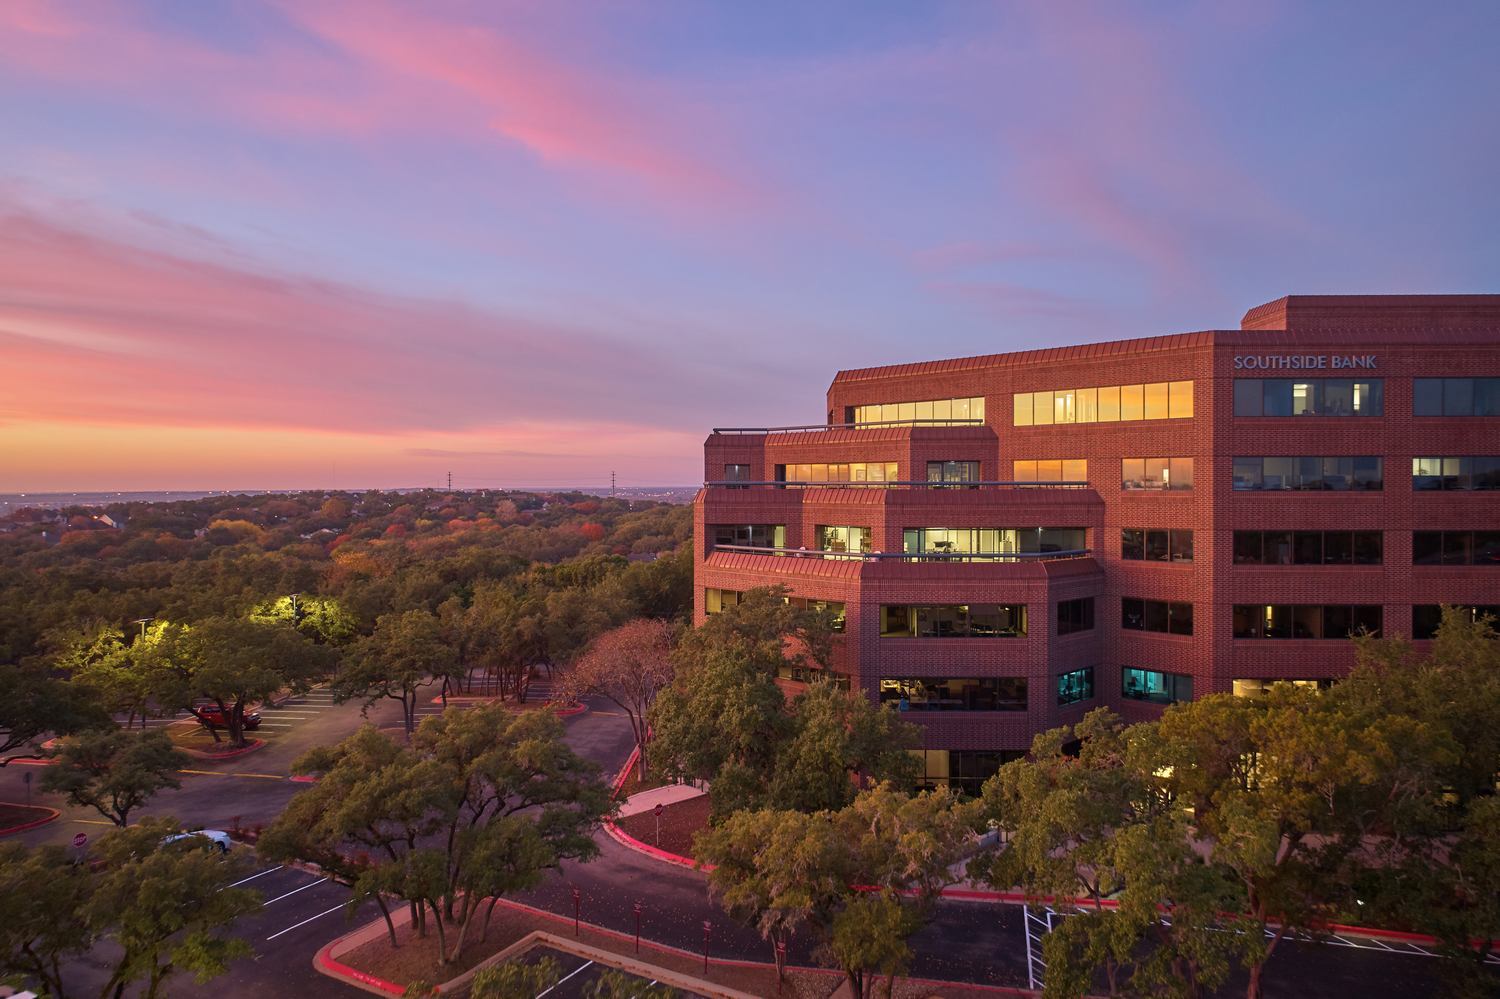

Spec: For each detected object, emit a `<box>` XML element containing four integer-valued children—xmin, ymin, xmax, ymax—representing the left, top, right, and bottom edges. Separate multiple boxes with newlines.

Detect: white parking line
<box><xmin>537</xmin><ymin>960</ymin><xmax>594</xmax><ymax>996</ymax></box>
<box><xmin>266</xmin><ymin>901</ymin><xmax>348</xmax><ymax>940</ymax></box>
<box><xmin>225</xmin><ymin>865</ymin><xmax>284</xmax><ymax>888</ymax></box>
<box><xmin>262</xmin><ymin>877</ymin><xmax>330</xmax><ymax>905</ymax></box>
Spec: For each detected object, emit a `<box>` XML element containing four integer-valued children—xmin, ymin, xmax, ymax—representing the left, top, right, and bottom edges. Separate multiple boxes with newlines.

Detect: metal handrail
<box><xmin>711</xmin><ymin>544</ymin><xmax>1093</xmax><ymax>562</ymax></box>
<box><xmin>711</xmin><ymin>419</ymin><xmax>986</xmax><ymax>434</ymax></box>
<box><xmin>705</xmin><ymin>480</ymin><xmax>1091</xmax><ymax>489</ymax></box>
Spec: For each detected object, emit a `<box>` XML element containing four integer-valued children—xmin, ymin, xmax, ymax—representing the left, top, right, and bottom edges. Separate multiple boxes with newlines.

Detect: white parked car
<box><xmin>161</xmin><ymin>829</ymin><xmax>233</xmax><ymax>853</ymax></box>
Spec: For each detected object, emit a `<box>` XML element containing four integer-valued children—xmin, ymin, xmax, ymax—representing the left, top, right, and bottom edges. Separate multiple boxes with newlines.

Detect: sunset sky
<box><xmin>2</xmin><ymin>1</ymin><xmax>1497</xmax><ymax>491</ymax></box>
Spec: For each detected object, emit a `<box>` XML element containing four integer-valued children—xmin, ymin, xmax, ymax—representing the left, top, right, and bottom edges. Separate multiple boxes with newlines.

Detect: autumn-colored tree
<box><xmin>557</xmin><ymin>618</ymin><xmax>676</xmax><ymax>779</ymax></box>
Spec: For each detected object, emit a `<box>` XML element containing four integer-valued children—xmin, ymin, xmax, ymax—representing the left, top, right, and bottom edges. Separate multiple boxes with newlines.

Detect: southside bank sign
<box><xmin>1234</xmin><ymin>354</ymin><xmax>1378</xmax><ymax>370</ymax></box>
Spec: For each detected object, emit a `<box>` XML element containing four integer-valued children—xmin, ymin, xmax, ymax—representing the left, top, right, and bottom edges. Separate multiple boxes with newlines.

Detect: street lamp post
<box><xmin>133</xmin><ymin>617</ymin><xmax>153</xmax><ymax>638</ymax></box>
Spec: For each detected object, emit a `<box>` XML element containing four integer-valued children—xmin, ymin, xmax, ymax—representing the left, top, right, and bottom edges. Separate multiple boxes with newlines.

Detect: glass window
<box><xmin>1264</xmin><ymin>532</ymin><xmax>1293</xmax><ymax>565</ymax></box>
<box><xmin>1234</xmin><ymin>379</ymin><xmax>1263</xmax><ymax>417</ymax></box>
<box><xmin>1413</xmin><ymin>532</ymin><xmax>1443</xmax><ymax>565</ymax></box>
<box><xmin>1322</xmin><ymin>532</ymin><xmax>1353</xmax><ymax>565</ymax></box>
<box><xmin>1354</xmin><ymin>532</ymin><xmax>1383</xmax><ymax>565</ymax></box>
<box><xmin>1145</xmin><ymin>529</ymin><xmax>1169</xmax><ymax>562</ymax></box>
<box><xmin>1169</xmin><ymin>380</ymin><xmax>1194</xmax><ymax>419</ymax></box>
<box><xmin>1170</xmin><ymin>530</ymin><xmax>1193</xmax><ymax>562</ymax></box>
<box><xmin>1013</xmin><ymin>393</ymin><xmax>1033</xmax><ymax>427</ymax></box>
<box><xmin>723</xmin><ymin>464</ymin><xmax>750</xmax><ymax>489</ymax></box>
<box><xmin>1062</xmin><ymin>459</ymin><xmax>1088</xmax><ymax>482</ymax></box>
<box><xmin>1057</xmin><ymin>598</ymin><xmax>1095</xmax><ymax>635</ymax></box>
<box><xmin>1121</xmin><ymin>528</ymin><xmax>1144</xmax><ymax>560</ymax></box>
<box><xmin>1321</xmin><ymin>380</ymin><xmax>1353</xmax><ymax>416</ymax></box>
<box><xmin>1078</xmin><ymin>388</ymin><xmax>1099</xmax><ymax>423</ymax></box>
<box><xmin>1233</xmin><ymin>531</ymin><xmax>1262</xmax><ymax>564</ymax></box>
<box><xmin>1120</xmin><ymin>384</ymin><xmax>1145</xmax><ymax>421</ymax></box>
<box><xmin>1352</xmin><ymin>457</ymin><xmax>1383</xmax><ymax>491</ymax></box>
<box><xmin>1413</xmin><ymin>379</ymin><xmax>1444</xmax><ymax>416</ymax></box>
<box><xmin>1444</xmin><ymin>379</ymin><xmax>1475</xmax><ymax>416</ymax></box>
<box><xmin>1263</xmin><ymin>380</ymin><xmax>1293</xmax><ymax>416</ymax></box>
<box><xmin>1294</xmin><ymin>531</ymin><xmax>1323</xmax><ymax>565</ymax></box>
<box><xmin>1475</xmin><ymin>379</ymin><xmax>1500</xmax><ymax>417</ymax></box>
<box><xmin>1442</xmin><ymin>532</ymin><xmax>1473</xmax><ymax>566</ymax></box>
<box><xmin>1355</xmin><ymin>380</ymin><xmax>1383</xmax><ymax>416</ymax></box>
<box><xmin>1121</xmin><ymin>459</ymin><xmax>1145</xmax><ymax>489</ymax></box>
<box><xmin>1033</xmin><ymin>391</ymin><xmax>1054</xmax><ymax>426</ymax></box>
<box><xmin>1233</xmin><ymin>458</ymin><xmax>1262</xmax><ymax>490</ymax></box>
<box><xmin>1476</xmin><ymin>532</ymin><xmax>1500</xmax><ymax>565</ymax></box>
<box><xmin>1054</xmin><ymin>390</ymin><xmax>1076</xmax><ymax>424</ymax></box>
<box><xmin>1121</xmin><ymin>668</ymin><xmax>1191</xmax><ymax>705</ymax></box>
<box><xmin>1098</xmin><ymin>385</ymin><xmax>1121</xmax><ymax>422</ymax></box>
<box><xmin>1476</xmin><ymin>457</ymin><xmax>1500</xmax><ymax>490</ymax></box>
<box><xmin>1144</xmin><ymin>382</ymin><xmax>1169</xmax><ymax>420</ymax></box>
<box><xmin>1057</xmin><ymin>667</ymin><xmax>1095</xmax><ymax>705</ymax></box>
<box><xmin>1290</xmin><ymin>381</ymin><xmax>1319</xmax><ymax>416</ymax></box>
<box><xmin>1144</xmin><ymin>458</ymin><xmax>1168</xmax><ymax>489</ymax></box>
<box><xmin>933</xmin><ymin>398</ymin><xmax>952</xmax><ymax>422</ymax></box>
<box><xmin>1169</xmin><ymin>457</ymin><xmax>1194</xmax><ymax>490</ymax></box>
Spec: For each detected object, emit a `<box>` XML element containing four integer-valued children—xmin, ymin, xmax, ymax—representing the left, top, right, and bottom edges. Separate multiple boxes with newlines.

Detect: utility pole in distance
<box><xmin>611</xmin><ymin>470</ymin><xmax>616</xmax><ymax>498</ymax></box>
<box><xmin>447</xmin><ymin>470</ymin><xmax>452</xmax><ymax>491</ymax></box>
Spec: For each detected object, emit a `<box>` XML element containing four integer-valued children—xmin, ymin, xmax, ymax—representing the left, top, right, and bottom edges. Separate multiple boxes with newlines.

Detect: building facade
<box><xmin>694</xmin><ymin>295</ymin><xmax>1500</xmax><ymax>793</ymax></box>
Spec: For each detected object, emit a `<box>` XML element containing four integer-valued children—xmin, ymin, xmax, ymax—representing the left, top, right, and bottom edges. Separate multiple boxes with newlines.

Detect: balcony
<box><xmin>704</xmin><ymin>479</ymin><xmax>1089</xmax><ymax>490</ymax></box>
<box><xmin>709</xmin><ymin>544</ymin><xmax>1092</xmax><ymax>563</ymax></box>
<box><xmin>711</xmin><ymin>418</ymin><xmax>986</xmax><ymax>434</ymax></box>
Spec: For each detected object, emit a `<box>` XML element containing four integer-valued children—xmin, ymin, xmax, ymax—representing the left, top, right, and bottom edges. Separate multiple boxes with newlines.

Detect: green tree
<box><xmin>829</xmin><ymin>891</ymin><xmax>915</xmax><ymax>999</ymax></box>
<box><xmin>333</xmin><ymin>609</ymin><xmax>449</xmax><ymax>737</ymax></box>
<box><xmin>469</xmin><ymin>957</ymin><xmax>561</xmax><ymax>998</ymax></box>
<box><xmin>696</xmin><ymin>783</ymin><xmax>975</xmax><ymax>996</ymax></box>
<box><xmin>0</xmin><ymin>661</ymin><xmax>111</xmax><ymax>764</ymax></box>
<box><xmin>0</xmin><ymin>841</ymin><xmax>92</xmax><ymax>997</ymax></box>
<box><xmin>88</xmin><ymin>817</ymin><xmax>262</xmax><ymax>999</ymax></box>
<box><xmin>249</xmin><ymin>594</ymin><xmax>358</xmax><ymax>644</ymax></box>
<box><xmin>768</xmin><ymin>679</ymin><xmax>920</xmax><ymax>813</ymax></box>
<box><xmin>147</xmin><ymin>617</ymin><xmax>334</xmax><ymax>746</ymax></box>
<box><xmin>40</xmin><ymin>728</ymin><xmax>187</xmax><ymax>826</ymax></box>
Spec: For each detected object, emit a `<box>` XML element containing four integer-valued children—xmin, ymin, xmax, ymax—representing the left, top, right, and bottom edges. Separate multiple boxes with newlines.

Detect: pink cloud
<box><xmin>0</xmin><ymin>197</ymin><xmax>738</xmax><ymax>437</ymax></box>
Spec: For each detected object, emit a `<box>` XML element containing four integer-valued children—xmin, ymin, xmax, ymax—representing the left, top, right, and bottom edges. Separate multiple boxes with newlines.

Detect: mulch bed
<box><xmin>166</xmin><ymin>721</ymin><xmax>266</xmax><ymax>755</ymax></box>
<box><xmin>613</xmin><ymin>765</ymin><xmax>677</xmax><ymax>801</ymax></box>
<box><xmin>616</xmin><ymin>794</ymin><xmax>712</xmax><ymax>859</ymax></box>
<box><xmin>0</xmin><ymin>802</ymin><xmax>58</xmax><ymax>835</ymax></box>
<box><xmin>338</xmin><ymin>898</ymin><xmax>846</xmax><ymax>998</ymax></box>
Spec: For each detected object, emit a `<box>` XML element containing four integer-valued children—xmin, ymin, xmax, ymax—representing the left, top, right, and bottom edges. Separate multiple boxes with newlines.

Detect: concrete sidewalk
<box><xmin>616</xmin><ymin>781</ymin><xmax>706</xmax><ymax>817</ymax></box>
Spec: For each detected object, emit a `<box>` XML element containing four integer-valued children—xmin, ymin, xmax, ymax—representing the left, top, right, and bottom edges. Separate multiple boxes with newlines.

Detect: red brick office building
<box><xmin>693</xmin><ymin>295</ymin><xmax>1500</xmax><ymax>792</ymax></box>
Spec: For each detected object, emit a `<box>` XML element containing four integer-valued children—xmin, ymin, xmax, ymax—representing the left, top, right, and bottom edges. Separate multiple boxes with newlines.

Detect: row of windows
<box><xmin>1413</xmin><ymin>605</ymin><xmax>1500</xmax><ymax>640</ymax></box>
<box><xmin>1232</xmin><ymin>456</ymin><xmax>1383</xmax><ymax>491</ymax></box>
<box><xmin>1413</xmin><ymin>378</ymin><xmax>1500</xmax><ymax>417</ymax></box>
<box><xmin>1013</xmin><ymin>459</ymin><xmax>1088</xmax><ymax>483</ymax></box>
<box><xmin>703</xmin><ymin>589</ymin><xmax>846</xmax><ymax>629</ymax></box>
<box><xmin>1123</xmin><ymin>667</ymin><xmax>1193</xmax><ymax>705</ymax></box>
<box><xmin>880</xmin><ymin>604</ymin><xmax>1027</xmax><ymax>638</ymax></box>
<box><xmin>711</xmin><ymin>524</ymin><xmax>785</xmax><ymax>549</ymax></box>
<box><xmin>775</xmin><ymin>462</ymin><xmax>899</xmax><ymax>485</ymax></box>
<box><xmin>1233</xmin><ymin>379</ymin><xmax>1384</xmax><ymax>417</ymax></box>
<box><xmin>879</xmin><ymin>677</ymin><xmax>1027</xmax><ymax>712</ymax></box>
<box><xmin>1233</xmin><ymin>531</ymin><xmax>1383</xmax><ymax>566</ymax></box>
<box><xmin>1122</xmin><ymin>528</ymin><xmax>1194</xmax><ymax>562</ymax></box>
<box><xmin>1232</xmin><ymin>678</ymin><xmax>1334</xmax><ymax>697</ymax></box>
<box><xmin>903</xmin><ymin>527</ymin><xmax>1088</xmax><ymax>558</ymax></box>
<box><xmin>1412</xmin><ymin>457</ymin><xmax>1500</xmax><ymax>491</ymax></box>
<box><xmin>1413</xmin><ymin>531</ymin><xmax>1500</xmax><ymax>566</ymax></box>
<box><xmin>1121</xmin><ymin>598</ymin><xmax>1194</xmax><ymax>635</ymax></box>
<box><xmin>1057</xmin><ymin>598</ymin><xmax>1096</xmax><ymax>635</ymax></box>
<box><xmin>927</xmin><ymin>460</ymin><xmax>981</xmax><ymax>484</ymax></box>
<box><xmin>1013</xmin><ymin>381</ymin><xmax>1194</xmax><ymax>427</ymax></box>
<box><xmin>851</xmin><ymin>397</ymin><xmax>985</xmax><ymax>426</ymax></box>
<box><xmin>1057</xmin><ymin>667</ymin><xmax>1095</xmax><ymax>705</ymax></box>
<box><xmin>1122</xmin><ymin>457</ymin><xmax>1195</xmax><ymax>490</ymax></box>
<box><xmin>914</xmin><ymin>749</ymin><xmax>1021</xmax><ymax>795</ymax></box>
<box><xmin>1232</xmin><ymin>604</ymin><xmax>1382</xmax><ymax>639</ymax></box>
<box><xmin>817</xmin><ymin>525</ymin><xmax>870</xmax><ymax>554</ymax></box>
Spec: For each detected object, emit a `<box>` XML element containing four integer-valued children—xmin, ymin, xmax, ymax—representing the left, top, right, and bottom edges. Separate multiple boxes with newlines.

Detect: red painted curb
<box><xmin>0</xmin><ymin>804</ymin><xmax>61</xmax><ymax>837</ymax></box>
<box><xmin>180</xmin><ymin>739</ymin><xmax>266</xmax><ymax>762</ymax></box>
<box><xmin>604</xmin><ymin>817</ymin><xmax>711</xmax><ymax>872</ymax></box>
<box><xmin>288</xmin><ymin>774</ymin><xmax>320</xmax><ymax>783</ymax></box>
<box><xmin>610</xmin><ymin>746</ymin><xmax>641</xmax><ymax>799</ymax></box>
<box><xmin>313</xmin><ymin>939</ymin><xmax>406</xmax><ymax>995</ymax></box>
<box><xmin>552</xmin><ymin>702</ymin><xmax>588</xmax><ymax>718</ymax></box>
<box><xmin>7</xmin><ymin>757</ymin><xmax>55</xmax><ymax>767</ymax></box>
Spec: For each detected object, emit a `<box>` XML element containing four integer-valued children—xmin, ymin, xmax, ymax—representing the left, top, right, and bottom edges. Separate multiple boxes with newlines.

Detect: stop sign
<box><xmin>653</xmin><ymin>803</ymin><xmax>664</xmax><ymax>818</ymax></box>
<box><xmin>72</xmin><ymin>832</ymin><xmax>87</xmax><ymax>848</ymax></box>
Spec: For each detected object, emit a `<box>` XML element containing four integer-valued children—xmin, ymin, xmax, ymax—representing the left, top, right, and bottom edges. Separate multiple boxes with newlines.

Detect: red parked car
<box><xmin>196</xmin><ymin>706</ymin><xmax>261</xmax><ymax>730</ymax></box>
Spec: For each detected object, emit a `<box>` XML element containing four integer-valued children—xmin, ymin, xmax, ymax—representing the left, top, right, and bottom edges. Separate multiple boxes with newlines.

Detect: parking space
<box><xmin>257</xmin><ymin>686</ymin><xmax>342</xmax><ymax>733</ymax></box>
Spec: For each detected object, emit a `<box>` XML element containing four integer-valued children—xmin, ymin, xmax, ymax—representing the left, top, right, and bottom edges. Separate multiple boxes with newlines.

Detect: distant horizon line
<box><xmin>0</xmin><ymin>485</ymin><xmax>700</xmax><ymax>498</ymax></box>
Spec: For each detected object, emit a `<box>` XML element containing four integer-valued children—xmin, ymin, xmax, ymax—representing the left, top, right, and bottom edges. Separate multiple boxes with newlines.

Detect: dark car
<box><xmin>196</xmin><ymin>706</ymin><xmax>261</xmax><ymax>730</ymax></box>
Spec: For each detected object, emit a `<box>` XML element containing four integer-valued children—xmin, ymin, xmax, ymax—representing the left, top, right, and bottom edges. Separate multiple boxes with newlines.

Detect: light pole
<box><xmin>288</xmin><ymin>592</ymin><xmax>301</xmax><ymax>622</ymax></box>
<box><xmin>133</xmin><ymin>617</ymin><xmax>153</xmax><ymax>639</ymax></box>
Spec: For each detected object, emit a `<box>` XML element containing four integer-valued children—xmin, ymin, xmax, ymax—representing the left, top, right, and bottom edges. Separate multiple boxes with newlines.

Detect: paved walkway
<box><xmin>616</xmin><ymin>782</ymin><xmax>706</xmax><ymax>817</ymax></box>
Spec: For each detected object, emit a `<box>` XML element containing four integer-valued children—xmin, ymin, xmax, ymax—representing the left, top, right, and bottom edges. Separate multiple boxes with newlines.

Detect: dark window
<box><xmin>1233</xmin><ymin>457</ymin><xmax>1383</xmax><ymax>491</ymax></box>
<box><xmin>1235</xmin><ymin>379</ymin><xmax>1383</xmax><ymax>417</ymax></box>
<box><xmin>1170</xmin><ymin>530</ymin><xmax>1194</xmax><ymax>562</ymax></box>
<box><xmin>1121</xmin><ymin>528</ymin><xmax>1144</xmax><ymax>560</ymax></box>
<box><xmin>1413</xmin><ymin>379</ymin><xmax>1444</xmax><ymax>416</ymax></box>
<box><xmin>1121</xmin><ymin>667</ymin><xmax>1192</xmax><ymax>705</ymax></box>
<box><xmin>1233</xmin><ymin>532</ymin><xmax>1262</xmax><ymax>564</ymax></box>
<box><xmin>1294</xmin><ymin>532</ymin><xmax>1323</xmax><ymax>565</ymax></box>
<box><xmin>1354</xmin><ymin>532</ymin><xmax>1383</xmax><ymax>564</ymax></box>
<box><xmin>879</xmin><ymin>677</ymin><xmax>1027</xmax><ymax>712</ymax></box>
<box><xmin>1413</xmin><ymin>531</ymin><xmax>1444</xmax><ymax>565</ymax></box>
<box><xmin>724</xmin><ymin>464</ymin><xmax>750</xmax><ymax>489</ymax></box>
<box><xmin>1413</xmin><ymin>531</ymin><xmax>1500</xmax><ymax>566</ymax></box>
<box><xmin>1122</xmin><ymin>528</ymin><xmax>1192</xmax><ymax>562</ymax></box>
<box><xmin>1234</xmin><ymin>531</ymin><xmax>1380</xmax><ymax>565</ymax></box>
<box><xmin>1057</xmin><ymin>597</ymin><xmax>1095</xmax><ymax>635</ymax></box>
<box><xmin>1412</xmin><ymin>605</ymin><xmax>1500</xmax><ymax>640</ymax></box>
<box><xmin>1323</xmin><ymin>532</ymin><xmax>1353</xmax><ymax>565</ymax></box>
<box><xmin>881</xmin><ymin>605</ymin><xmax>1027</xmax><ymax>638</ymax></box>
<box><xmin>1056</xmin><ymin>667</ymin><xmax>1095</xmax><ymax>705</ymax></box>
<box><xmin>1122</xmin><ymin>598</ymin><xmax>1192</xmax><ymax>635</ymax></box>
<box><xmin>1413</xmin><ymin>379</ymin><xmax>1500</xmax><ymax>417</ymax></box>
<box><xmin>1233</xmin><ymin>605</ymin><xmax>1382</xmax><ymax>639</ymax></box>
<box><xmin>1145</xmin><ymin>530</ymin><xmax>1170</xmax><ymax>562</ymax></box>
<box><xmin>712</xmin><ymin>524</ymin><xmax>785</xmax><ymax>549</ymax></box>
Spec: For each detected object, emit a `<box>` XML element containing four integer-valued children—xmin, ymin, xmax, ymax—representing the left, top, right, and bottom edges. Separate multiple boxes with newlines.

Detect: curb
<box><xmin>314</xmin><ymin>939</ymin><xmax>406</xmax><ymax>996</ymax></box>
<box><xmin>179</xmin><ymin>738</ymin><xmax>267</xmax><ymax>762</ymax></box>
<box><xmin>0</xmin><ymin>804</ymin><xmax>61</xmax><ymax>837</ymax></box>
<box><xmin>603</xmin><ymin>816</ymin><xmax>711</xmax><ymax>872</ymax></box>
<box><xmin>552</xmin><ymin>702</ymin><xmax>588</xmax><ymax>718</ymax></box>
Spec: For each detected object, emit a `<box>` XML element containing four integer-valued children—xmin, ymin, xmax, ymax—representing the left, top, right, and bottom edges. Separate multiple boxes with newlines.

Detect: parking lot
<box><xmin>518</xmin><ymin>946</ymin><xmax>704</xmax><ymax>998</ymax></box>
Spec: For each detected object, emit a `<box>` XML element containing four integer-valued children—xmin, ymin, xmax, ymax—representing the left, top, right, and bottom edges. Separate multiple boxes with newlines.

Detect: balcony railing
<box><xmin>711</xmin><ymin>543</ymin><xmax>1092</xmax><ymax>563</ymax></box>
<box><xmin>711</xmin><ymin>419</ymin><xmax>986</xmax><ymax>434</ymax></box>
<box><xmin>706</xmin><ymin>480</ymin><xmax>1090</xmax><ymax>490</ymax></box>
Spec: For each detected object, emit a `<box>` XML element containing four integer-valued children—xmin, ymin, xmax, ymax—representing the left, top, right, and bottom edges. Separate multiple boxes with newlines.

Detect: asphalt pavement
<box><xmin>9</xmin><ymin>691</ymin><xmax>1469</xmax><ymax>998</ymax></box>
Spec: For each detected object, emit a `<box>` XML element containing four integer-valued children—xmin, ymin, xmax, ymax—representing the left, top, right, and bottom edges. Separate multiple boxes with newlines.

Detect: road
<box><xmin>6</xmin><ymin>690</ymin><xmax>1462</xmax><ymax>998</ymax></box>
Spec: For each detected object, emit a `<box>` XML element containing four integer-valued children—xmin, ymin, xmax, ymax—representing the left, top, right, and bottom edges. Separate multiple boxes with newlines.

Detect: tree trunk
<box><xmin>1246</xmin><ymin>961</ymin><xmax>1263</xmax><ymax>999</ymax></box>
<box><xmin>374</xmin><ymin>894</ymin><xmax>398</xmax><ymax>948</ymax></box>
<box><xmin>448</xmin><ymin>895</ymin><xmax>478</xmax><ymax>964</ymax></box>
<box><xmin>482</xmin><ymin>896</ymin><xmax>502</xmax><ymax>941</ymax></box>
<box><xmin>228</xmin><ymin>702</ymin><xmax>244</xmax><ymax>748</ymax></box>
<box><xmin>429</xmin><ymin>900</ymin><xmax>448</xmax><ymax>963</ymax></box>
